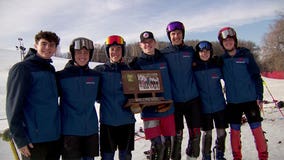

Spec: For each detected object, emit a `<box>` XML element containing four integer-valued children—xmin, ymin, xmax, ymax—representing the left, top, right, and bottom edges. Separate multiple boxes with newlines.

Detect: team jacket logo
<box><xmin>211</xmin><ymin>73</ymin><xmax>219</xmax><ymax>79</ymax></box>
<box><xmin>182</xmin><ymin>52</ymin><xmax>190</xmax><ymax>58</ymax></box>
<box><xmin>86</xmin><ymin>77</ymin><xmax>96</xmax><ymax>85</ymax></box>
<box><xmin>160</xmin><ymin>63</ymin><xmax>166</xmax><ymax>70</ymax></box>
<box><xmin>235</xmin><ymin>57</ymin><xmax>246</xmax><ymax>64</ymax></box>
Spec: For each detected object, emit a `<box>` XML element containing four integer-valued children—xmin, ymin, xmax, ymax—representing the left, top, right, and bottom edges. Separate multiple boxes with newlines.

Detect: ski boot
<box><xmin>171</xmin><ymin>130</ymin><xmax>183</xmax><ymax>160</ymax></box>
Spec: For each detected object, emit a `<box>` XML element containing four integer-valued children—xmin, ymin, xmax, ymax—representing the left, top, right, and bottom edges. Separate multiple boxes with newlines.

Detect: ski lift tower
<box><xmin>16</xmin><ymin>37</ymin><xmax>26</xmax><ymax>61</ymax></box>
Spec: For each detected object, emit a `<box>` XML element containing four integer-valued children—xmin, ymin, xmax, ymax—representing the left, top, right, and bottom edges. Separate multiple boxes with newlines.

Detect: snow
<box><xmin>0</xmin><ymin>49</ymin><xmax>284</xmax><ymax>159</ymax></box>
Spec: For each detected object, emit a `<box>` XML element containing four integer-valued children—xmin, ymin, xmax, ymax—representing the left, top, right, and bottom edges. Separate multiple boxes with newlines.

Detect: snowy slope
<box><xmin>0</xmin><ymin>49</ymin><xmax>283</xmax><ymax>159</ymax></box>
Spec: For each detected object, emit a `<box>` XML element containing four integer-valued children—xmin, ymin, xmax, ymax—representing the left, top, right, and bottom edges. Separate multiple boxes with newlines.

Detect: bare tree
<box><xmin>261</xmin><ymin>15</ymin><xmax>284</xmax><ymax>71</ymax></box>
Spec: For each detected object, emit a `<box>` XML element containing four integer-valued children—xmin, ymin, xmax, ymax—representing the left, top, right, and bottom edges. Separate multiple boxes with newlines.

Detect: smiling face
<box><xmin>169</xmin><ymin>30</ymin><xmax>183</xmax><ymax>45</ymax></box>
<box><xmin>74</xmin><ymin>48</ymin><xmax>90</xmax><ymax>66</ymax></box>
<box><xmin>222</xmin><ymin>37</ymin><xmax>236</xmax><ymax>55</ymax></box>
<box><xmin>199</xmin><ymin>49</ymin><xmax>211</xmax><ymax>61</ymax></box>
<box><xmin>109</xmin><ymin>45</ymin><xmax>122</xmax><ymax>63</ymax></box>
<box><xmin>34</xmin><ymin>39</ymin><xmax>57</xmax><ymax>59</ymax></box>
<box><xmin>139</xmin><ymin>39</ymin><xmax>156</xmax><ymax>55</ymax></box>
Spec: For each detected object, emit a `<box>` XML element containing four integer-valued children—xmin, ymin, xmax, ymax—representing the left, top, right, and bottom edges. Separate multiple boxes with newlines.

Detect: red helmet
<box><xmin>218</xmin><ymin>27</ymin><xmax>237</xmax><ymax>47</ymax></box>
<box><xmin>104</xmin><ymin>35</ymin><xmax>126</xmax><ymax>58</ymax></box>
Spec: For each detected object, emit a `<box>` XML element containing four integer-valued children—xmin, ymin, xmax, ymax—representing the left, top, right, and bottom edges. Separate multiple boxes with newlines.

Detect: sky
<box><xmin>0</xmin><ymin>49</ymin><xmax>284</xmax><ymax>159</ymax></box>
<box><xmin>0</xmin><ymin>0</ymin><xmax>283</xmax><ymax>53</ymax></box>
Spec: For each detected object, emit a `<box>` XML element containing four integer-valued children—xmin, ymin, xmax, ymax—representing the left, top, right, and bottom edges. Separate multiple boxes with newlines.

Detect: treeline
<box><xmin>63</xmin><ymin>15</ymin><xmax>284</xmax><ymax>72</ymax></box>
<box><xmin>81</xmin><ymin>39</ymin><xmax>261</xmax><ymax>65</ymax></box>
<box><xmin>64</xmin><ymin>39</ymin><xmax>258</xmax><ymax>63</ymax></box>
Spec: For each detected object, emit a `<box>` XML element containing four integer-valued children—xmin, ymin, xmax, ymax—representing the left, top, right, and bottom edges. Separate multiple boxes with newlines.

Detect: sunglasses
<box><xmin>167</xmin><ymin>22</ymin><xmax>184</xmax><ymax>32</ymax></box>
<box><xmin>74</xmin><ymin>38</ymin><xmax>94</xmax><ymax>50</ymax></box>
<box><xmin>198</xmin><ymin>41</ymin><xmax>212</xmax><ymax>50</ymax></box>
<box><xmin>105</xmin><ymin>35</ymin><xmax>125</xmax><ymax>45</ymax></box>
<box><xmin>220</xmin><ymin>29</ymin><xmax>236</xmax><ymax>39</ymax></box>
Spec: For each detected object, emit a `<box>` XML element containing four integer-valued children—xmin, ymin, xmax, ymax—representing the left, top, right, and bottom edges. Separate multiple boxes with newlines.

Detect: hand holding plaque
<box><xmin>121</xmin><ymin>70</ymin><xmax>173</xmax><ymax>114</ymax></box>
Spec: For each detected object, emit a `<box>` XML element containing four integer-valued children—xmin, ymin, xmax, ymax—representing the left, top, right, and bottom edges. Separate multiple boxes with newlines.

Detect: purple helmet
<box><xmin>166</xmin><ymin>21</ymin><xmax>185</xmax><ymax>40</ymax></box>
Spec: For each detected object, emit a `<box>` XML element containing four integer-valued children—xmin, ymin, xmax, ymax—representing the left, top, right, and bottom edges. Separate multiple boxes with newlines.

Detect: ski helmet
<box><xmin>195</xmin><ymin>41</ymin><xmax>213</xmax><ymax>60</ymax></box>
<box><xmin>218</xmin><ymin>27</ymin><xmax>238</xmax><ymax>47</ymax></box>
<box><xmin>105</xmin><ymin>35</ymin><xmax>126</xmax><ymax>58</ymax></box>
<box><xmin>166</xmin><ymin>21</ymin><xmax>185</xmax><ymax>40</ymax></box>
<box><xmin>69</xmin><ymin>37</ymin><xmax>94</xmax><ymax>61</ymax></box>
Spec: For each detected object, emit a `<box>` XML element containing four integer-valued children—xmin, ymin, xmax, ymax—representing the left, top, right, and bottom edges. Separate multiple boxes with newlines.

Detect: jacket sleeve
<box><xmin>128</xmin><ymin>57</ymin><xmax>141</xmax><ymax>70</ymax></box>
<box><xmin>93</xmin><ymin>65</ymin><xmax>104</xmax><ymax>103</ymax></box>
<box><xmin>6</xmin><ymin>63</ymin><xmax>32</xmax><ymax>148</ymax></box>
<box><xmin>246</xmin><ymin>50</ymin><xmax>263</xmax><ymax>101</ymax></box>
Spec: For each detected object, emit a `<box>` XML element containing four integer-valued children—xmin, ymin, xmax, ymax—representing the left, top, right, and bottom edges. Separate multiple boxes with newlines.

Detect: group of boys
<box><xmin>6</xmin><ymin>21</ymin><xmax>268</xmax><ymax>160</ymax></box>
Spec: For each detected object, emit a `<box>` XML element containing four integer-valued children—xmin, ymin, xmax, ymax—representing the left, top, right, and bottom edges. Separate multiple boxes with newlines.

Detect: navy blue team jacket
<box><xmin>94</xmin><ymin>61</ymin><xmax>136</xmax><ymax>126</ymax></box>
<box><xmin>6</xmin><ymin>48</ymin><xmax>61</xmax><ymax>148</ymax></box>
<box><xmin>193</xmin><ymin>59</ymin><xmax>226</xmax><ymax>114</ymax></box>
<box><xmin>131</xmin><ymin>49</ymin><xmax>174</xmax><ymax>118</ymax></box>
<box><xmin>221</xmin><ymin>47</ymin><xmax>263</xmax><ymax>103</ymax></box>
<box><xmin>161</xmin><ymin>44</ymin><xmax>199</xmax><ymax>102</ymax></box>
<box><xmin>57</xmin><ymin>60</ymin><xmax>100</xmax><ymax>136</ymax></box>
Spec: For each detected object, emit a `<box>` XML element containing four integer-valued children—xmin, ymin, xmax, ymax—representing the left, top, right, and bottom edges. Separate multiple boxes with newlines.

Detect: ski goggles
<box><xmin>198</xmin><ymin>41</ymin><xmax>212</xmax><ymax>50</ymax></box>
<box><xmin>166</xmin><ymin>21</ymin><xmax>184</xmax><ymax>32</ymax></box>
<box><xmin>105</xmin><ymin>35</ymin><xmax>125</xmax><ymax>45</ymax></box>
<box><xmin>73</xmin><ymin>38</ymin><xmax>94</xmax><ymax>50</ymax></box>
<box><xmin>219</xmin><ymin>28</ymin><xmax>236</xmax><ymax>39</ymax></box>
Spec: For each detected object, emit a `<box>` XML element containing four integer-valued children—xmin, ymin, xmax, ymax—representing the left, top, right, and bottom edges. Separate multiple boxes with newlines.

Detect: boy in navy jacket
<box><xmin>57</xmin><ymin>37</ymin><xmax>100</xmax><ymax>160</ymax></box>
<box><xmin>6</xmin><ymin>31</ymin><xmax>61</xmax><ymax>160</ymax></box>
<box><xmin>161</xmin><ymin>21</ymin><xmax>202</xmax><ymax>160</ymax></box>
<box><xmin>94</xmin><ymin>35</ymin><xmax>136</xmax><ymax>160</ymax></box>
<box><xmin>218</xmin><ymin>27</ymin><xmax>268</xmax><ymax>160</ymax></box>
<box><xmin>130</xmin><ymin>31</ymin><xmax>175</xmax><ymax>160</ymax></box>
<box><xmin>193</xmin><ymin>41</ymin><xmax>227</xmax><ymax>160</ymax></box>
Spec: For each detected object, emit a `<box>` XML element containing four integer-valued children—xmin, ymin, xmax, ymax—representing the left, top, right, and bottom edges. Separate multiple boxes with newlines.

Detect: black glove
<box><xmin>128</xmin><ymin>57</ymin><xmax>139</xmax><ymax>69</ymax></box>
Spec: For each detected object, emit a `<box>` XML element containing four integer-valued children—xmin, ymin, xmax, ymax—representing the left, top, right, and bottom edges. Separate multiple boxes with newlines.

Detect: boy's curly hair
<box><xmin>35</xmin><ymin>31</ymin><xmax>60</xmax><ymax>46</ymax></box>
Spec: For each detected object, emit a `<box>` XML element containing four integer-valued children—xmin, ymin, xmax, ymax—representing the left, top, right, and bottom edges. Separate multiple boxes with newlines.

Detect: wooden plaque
<box><xmin>121</xmin><ymin>70</ymin><xmax>172</xmax><ymax>114</ymax></box>
<box><xmin>121</xmin><ymin>70</ymin><xmax>164</xmax><ymax>94</ymax></box>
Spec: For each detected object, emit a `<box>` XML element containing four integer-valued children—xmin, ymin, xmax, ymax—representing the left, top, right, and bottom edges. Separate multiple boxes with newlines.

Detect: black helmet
<box><xmin>69</xmin><ymin>37</ymin><xmax>94</xmax><ymax>61</ymax></box>
<box><xmin>195</xmin><ymin>41</ymin><xmax>213</xmax><ymax>60</ymax></box>
<box><xmin>166</xmin><ymin>21</ymin><xmax>185</xmax><ymax>41</ymax></box>
<box><xmin>104</xmin><ymin>35</ymin><xmax>126</xmax><ymax>58</ymax></box>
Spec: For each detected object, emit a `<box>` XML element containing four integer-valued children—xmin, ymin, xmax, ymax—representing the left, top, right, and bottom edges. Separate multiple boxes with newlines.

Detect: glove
<box><xmin>128</xmin><ymin>57</ymin><xmax>139</xmax><ymax>69</ymax></box>
<box><xmin>157</xmin><ymin>103</ymin><xmax>170</xmax><ymax>112</ymax></box>
<box><xmin>130</xmin><ymin>103</ymin><xmax>142</xmax><ymax>114</ymax></box>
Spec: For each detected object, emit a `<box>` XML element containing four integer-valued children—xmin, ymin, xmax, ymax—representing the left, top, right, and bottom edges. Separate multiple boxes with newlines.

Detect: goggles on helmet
<box><xmin>105</xmin><ymin>35</ymin><xmax>125</xmax><ymax>45</ymax></box>
<box><xmin>73</xmin><ymin>38</ymin><xmax>94</xmax><ymax>50</ymax></box>
<box><xmin>166</xmin><ymin>21</ymin><xmax>184</xmax><ymax>32</ymax></box>
<box><xmin>219</xmin><ymin>28</ymin><xmax>236</xmax><ymax>40</ymax></box>
<box><xmin>198</xmin><ymin>41</ymin><xmax>212</xmax><ymax>51</ymax></box>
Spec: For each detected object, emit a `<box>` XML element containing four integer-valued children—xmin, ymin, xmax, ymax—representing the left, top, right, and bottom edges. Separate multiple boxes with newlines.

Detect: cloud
<box><xmin>0</xmin><ymin>0</ymin><xmax>283</xmax><ymax>52</ymax></box>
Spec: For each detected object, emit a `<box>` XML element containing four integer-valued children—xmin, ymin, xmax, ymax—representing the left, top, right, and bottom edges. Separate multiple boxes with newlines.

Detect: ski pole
<box><xmin>9</xmin><ymin>139</ymin><xmax>20</xmax><ymax>160</ymax></box>
<box><xmin>1</xmin><ymin>128</ymin><xmax>20</xmax><ymax>160</ymax></box>
<box><xmin>263</xmin><ymin>80</ymin><xmax>284</xmax><ymax>117</ymax></box>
